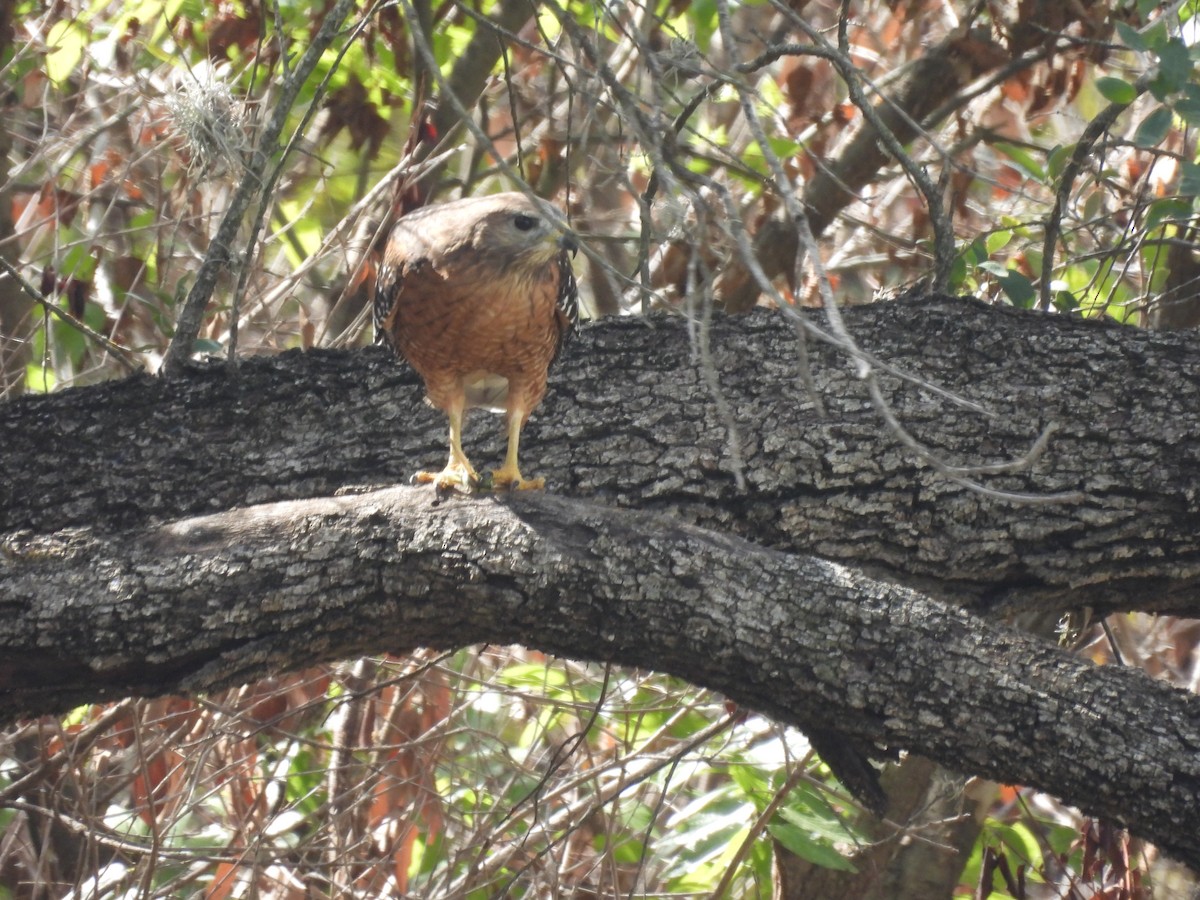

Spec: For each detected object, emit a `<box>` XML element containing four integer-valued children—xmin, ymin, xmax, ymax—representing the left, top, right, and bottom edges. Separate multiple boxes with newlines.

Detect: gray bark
<box><xmin>4</xmin><ymin>296</ymin><xmax>1199</xmax><ymax>614</ymax></box>
<box><xmin>3</xmin><ymin>296</ymin><xmax>1200</xmax><ymax>866</ymax></box>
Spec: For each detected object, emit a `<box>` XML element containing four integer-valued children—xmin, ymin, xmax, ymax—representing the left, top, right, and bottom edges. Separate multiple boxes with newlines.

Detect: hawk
<box><xmin>374</xmin><ymin>192</ymin><xmax>579</xmax><ymax>491</ymax></box>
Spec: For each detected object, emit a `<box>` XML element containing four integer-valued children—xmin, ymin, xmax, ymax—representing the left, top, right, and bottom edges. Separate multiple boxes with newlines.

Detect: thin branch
<box><xmin>711</xmin><ymin>759</ymin><xmax>811</xmax><ymax>899</ymax></box>
<box><xmin>227</xmin><ymin>2</ymin><xmax>380</xmax><ymax>367</ymax></box>
<box><xmin>1039</xmin><ymin>72</ymin><xmax>1153</xmax><ymax>311</ymax></box>
<box><xmin>736</xmin><ymin>23</ymin><xmax>955</xmax><ymax>291</ymax></box>
<box><xmin>706</xmin><ymin>2</ymin><xmax>1080</xmax><ymax>504</ymax></box>
<box><xmin>160</xmin><ymin>0</ymin><xmax>358</xmax><ymax>377</ymax></box>
<box><xmin>0</xmin><ymin>256</ymin><xmax>140</xmax><ymax>372</ymax></box>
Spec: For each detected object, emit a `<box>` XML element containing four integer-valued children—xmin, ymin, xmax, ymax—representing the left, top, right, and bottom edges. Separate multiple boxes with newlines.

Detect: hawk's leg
<box><xmin>490</xmin><ymin>407</ymin><xmax>544</xmax><ymax>491</ymax></box>
<box><xmin>415</xmin><ymin>402</ymin><xmax>479</xmax><ymax>491</ymax></box>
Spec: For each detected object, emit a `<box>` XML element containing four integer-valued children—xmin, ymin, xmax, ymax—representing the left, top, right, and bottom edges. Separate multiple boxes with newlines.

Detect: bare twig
<box><xmin>710</xmin><ymin>759</ymin><xmax>810</xmax><ymax>900</ymax></box>
<box><xmin>160</xmin><ymin>0</ymin><xmax>358</xmax><ymax>377</ymax></box>
<box><xmin>708</xmin><ymin>0</ymin><xmax>1081</xmax><ymax>504</ymax></box>
<box><xmin>1039</xmin><ymin>71</ymin><xmax>1153</xmax><ymax>311</ymax></box>
<box><xmin>227</xmin><ymin>4</ymin><xmax>382</xmax><ymax>366</ymax></box>
<box><xmin>738</xmin><ymin>10</ymin><xmax>956</xmax><ymax>291</ymax></box>
<box><xmin>0</xmin><ymin>256</ymin><xmax>140</xmax><ymax>373</ymax></box>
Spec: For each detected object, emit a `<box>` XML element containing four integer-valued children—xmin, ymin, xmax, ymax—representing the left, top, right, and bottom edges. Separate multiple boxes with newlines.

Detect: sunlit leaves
<box><xmin>24</xmin><ymin>364</ymin><xmax>56</xmax><ymax>393</ymax></box>
<box><xmin>985</xmin><ymin>229</ymin><xmax>1013</xmax><ymax>254</ymax></box>
<box><xmin>45</xmin><ymin>18</ymin><xmax>88</xmax><ymax>85</ymax></box>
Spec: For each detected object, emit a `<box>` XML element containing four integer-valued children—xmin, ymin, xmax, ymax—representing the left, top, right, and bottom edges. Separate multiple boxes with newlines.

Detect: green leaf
<box><xmin>990</xmin><ymin>822</ymin><xmax>1043</xmax><ymax>868</ymax></box>
<box><xmin>769</xmin><ymin>822</ymin><xmax>857</xmax><ymax>872</ymax></box>
<box><xmin>1094</xmin><ymin>76</ymin><xmax>1137</xmax><ymax>105</ymax></box>
<box><xmin>496</xmin><ymin>662</ymin><xmax>569</xmax><ymax>690</ymax></box>
<box><xmin>25</xmin><ymin>364</ymin><xmax>55</xmax><ymax>393</ymax></box>
<box><xmin>1140</xmin><ymin>20</ymin><xmax>1170</xmax><ymax>54</ymax></box>
<box><xmin>1052</xmin><ymin>289</ymin><xmax>1077</xmax><ymax>312</ymax></box>
<box><xmin>1151</xmin><ymin>38</ymin><xmax>1194</xmax><ymax>99</ymax></box>
<box><xmin>1001</xmin><ymin>272</ymin><xmax>1036</xmax><ymax>308</ymax></box>
<box><xmin>1136</xmin><ymin>0</ymin><xmax>1160</xmax><ymax>18</ymax></box>
<box><xmin>948</xmin><ymin>252</ymin><xmax>968</xmax><ymax>290</ymax></box>
<box><xmin>1177</xmin><ymin>96</ymin><xmax>1200</xmax><ymax>127</ymax></box>
<box><xmin>1114</xmin><ymin>21</ymin><xmax>1146</xmax><ymax>52</ymax></box>
<box><xmin>728</xmin><ymin>763</ymin><xmax>771</xmax><ymax>806</ymax></box>
<box><xmin>985</xmin><ymin>229</ymin><xmax>1012</xmax><ymax>254</ymax></box>
<box><xmin>61</xmin><ymin>244</ymin><xmax>96</xmax><ymax>282</ymax></box>
<box><xmin>1182</xmin><ymin>162</ymin><xmax>1200</xmax><ymax>196</ymax></box>
<box><xmin>46</xmin><ymin>19</ymin><xmax>88</xmax><ymax>86</ymax></box>
<box><xmin>1133</xmin><ymin>106</ymin><xmax>1173</xmax><ymax>148</ymax></box>
<box><xmin>962</xmin><ymin>236</ymin><xmax>988</xmax><ymax>267</ymax></box>
<box><xmin>1046</xmin><ymin>143</ymin><xmax>1075</xmax><ymax>182</ymax></box>
<box><xmin>688</xmin><ymin>0</ymin><xmax>719</xmax><ymax>48</ymax></box>
<box><xmin>1145</xmin><ymin>197</ymin><xmax>1193</xmax><ymax>230</ymax></box>
<box><xmin>994</xmin><ymin>142</ymin><xmax>1045</xmax><ymax>182</ymax></box>
<box><xmin>978</xmin><ymin>262</ymin><xmax>1036</xmax><ymax>308</ymax></box>
<box><xmin>191</xmin><ymin>338</ymin><xmax>223</xmax><ymax>354</ymax></box>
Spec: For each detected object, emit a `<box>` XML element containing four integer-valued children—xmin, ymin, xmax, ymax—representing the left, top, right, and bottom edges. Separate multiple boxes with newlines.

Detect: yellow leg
<box><xmin>490</xmin><ymin>410</ymin><xmax>544</xmax><ymax>490</ymax></box>
<box><xmin>415</xmin><ymin>404</ymin><xmax>478</xmax><ymax>490</ymax></box>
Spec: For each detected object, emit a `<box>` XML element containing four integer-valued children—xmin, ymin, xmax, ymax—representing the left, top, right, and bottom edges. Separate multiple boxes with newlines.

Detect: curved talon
<box><xmin>415</xmin><ymin>465</ymin><xmax>478</xmax><ymax>492</ymax></box>
<box><xmin>490</xmin><ymin>466</ymin><xmax>545</xmax><ymax>491</ymax></box>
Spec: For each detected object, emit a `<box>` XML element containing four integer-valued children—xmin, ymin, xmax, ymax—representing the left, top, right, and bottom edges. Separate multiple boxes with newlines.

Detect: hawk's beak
<box><xmin>558</xmin><ymin>233</ymin><xmax>579</xmax><ymax>257</ymax></box>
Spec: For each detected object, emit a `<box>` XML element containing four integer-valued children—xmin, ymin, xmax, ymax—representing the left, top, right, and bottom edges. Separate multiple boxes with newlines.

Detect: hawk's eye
<box><xmin>513</xmin><ymin>214</ymin><xmax>538</xmax><ymax>232</ymax></box>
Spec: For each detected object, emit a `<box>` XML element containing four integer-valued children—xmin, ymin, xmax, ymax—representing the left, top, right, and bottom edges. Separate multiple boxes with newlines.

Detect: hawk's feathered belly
<box><xmin>389</xmin><ymin>262</ymin><xmax>564</xmax><ymax>416</ymax></box>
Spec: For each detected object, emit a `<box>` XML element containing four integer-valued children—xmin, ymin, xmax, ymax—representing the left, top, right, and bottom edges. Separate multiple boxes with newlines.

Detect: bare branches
<box><xmin>0</xmin><ymin>255</ymin><xmax>140</xmax><ymax>372</ymax></box>
<box><xmin>700</xmin><ymin>1</ymin><xmax>1077</xmax><ymax>503</ymax></box>
<box><xmin>1038</xmin><ymin>72</ymin><xmax>1153</xmax><ymax>311</ymax></box>
<box><xmin>160</xmin><ymin>0</ymin><xmax>358</xmax><ymax>377</ymax></box>
<box><xmin>742</xmin><ymin>2</ymin><xmax>956</xmax><ymax>292</ymax></box>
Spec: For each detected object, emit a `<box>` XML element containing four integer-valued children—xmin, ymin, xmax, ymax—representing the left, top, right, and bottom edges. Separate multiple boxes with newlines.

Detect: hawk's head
<box><xmin>462</xmin><ymin>194</ymin><xmax>577</xmax><ymax>273</ymax></box>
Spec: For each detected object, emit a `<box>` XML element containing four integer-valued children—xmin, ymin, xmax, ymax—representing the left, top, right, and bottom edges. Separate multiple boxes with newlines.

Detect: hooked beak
<box><xmin>558</xmin><ymin>233</ymin><xmax>579</xmax><ymax>257</ymax></box>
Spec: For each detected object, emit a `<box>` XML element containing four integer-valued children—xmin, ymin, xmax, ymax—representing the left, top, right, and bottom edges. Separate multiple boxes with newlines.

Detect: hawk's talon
<box><xmin>489</xmin><ymin>467</ymin><xmax>545</xmax><ymax>491</ymax></box>
<box><xmin>414</xmin><ymin>466</ymin><xmax>478</xmax><ymax>493</ymax></box>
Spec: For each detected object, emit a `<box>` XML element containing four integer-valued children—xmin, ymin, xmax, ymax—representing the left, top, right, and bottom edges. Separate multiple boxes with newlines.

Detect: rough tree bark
<box><xmin>3</xmin><ymin>296</ymin><xmax>1200</xmax><ymax>868</ymax></box>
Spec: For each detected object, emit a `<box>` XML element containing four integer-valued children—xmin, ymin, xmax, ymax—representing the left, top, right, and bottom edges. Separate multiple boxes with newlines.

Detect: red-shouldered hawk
<box><xmin>374</xmin><ymin>192</ymin><xmax>579</xmax><ymax>491</ymax></box>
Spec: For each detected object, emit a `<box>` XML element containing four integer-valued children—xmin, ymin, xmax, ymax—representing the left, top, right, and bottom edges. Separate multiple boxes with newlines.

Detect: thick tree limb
<box><xmin>3</xmin><ymin>297</ymin><xmax>1199</xmax><ymax>616</ymax></box>
<box><xmin>5</xmin><ymin>296</ymin><xmax>1200</xmax><ymax>866</ymax></box>
<box><xmin>2</xmin><ymin>487</ymin><xmax>1199</xmax><ymax>867</ymax></box>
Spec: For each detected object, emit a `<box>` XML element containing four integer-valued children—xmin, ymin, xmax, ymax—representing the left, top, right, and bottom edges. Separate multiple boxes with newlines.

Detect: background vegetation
<box><xmin>3</xmin><ymin>0</ymin><xmax>1200</xmax><ymax>896</ymax></box>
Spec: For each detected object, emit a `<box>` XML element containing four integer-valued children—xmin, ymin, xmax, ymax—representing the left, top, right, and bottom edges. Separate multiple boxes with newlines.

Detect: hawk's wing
<box><xmin>552</xmin><ymin>248</ymin><xmax>579</xmax><ymax>365</ymax></box>
<box><xmin>373</xmin><ymin>258</ymin><xmax>403</xmax><ymax>348</ymax></box>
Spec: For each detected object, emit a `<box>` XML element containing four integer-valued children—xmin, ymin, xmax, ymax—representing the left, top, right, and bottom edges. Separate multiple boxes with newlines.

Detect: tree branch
<box><xmin>3</xmin><ymin>486</ymin><xmax>1199</xmax><ymax>867</ymax></box>
<box><xmin>4</xmin><ymin>297</ymin><xmax>1199</xmax><ymax>616</ymax></box>
<box><xmin>713</xmin><ymin>31</ymin><xmax>1006</xmax><ymax>311</ymax></box>
<box><xmin>161</xmin><ymin>0</ymin><xmax>358</xmax><ymax>376</ymax></box>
